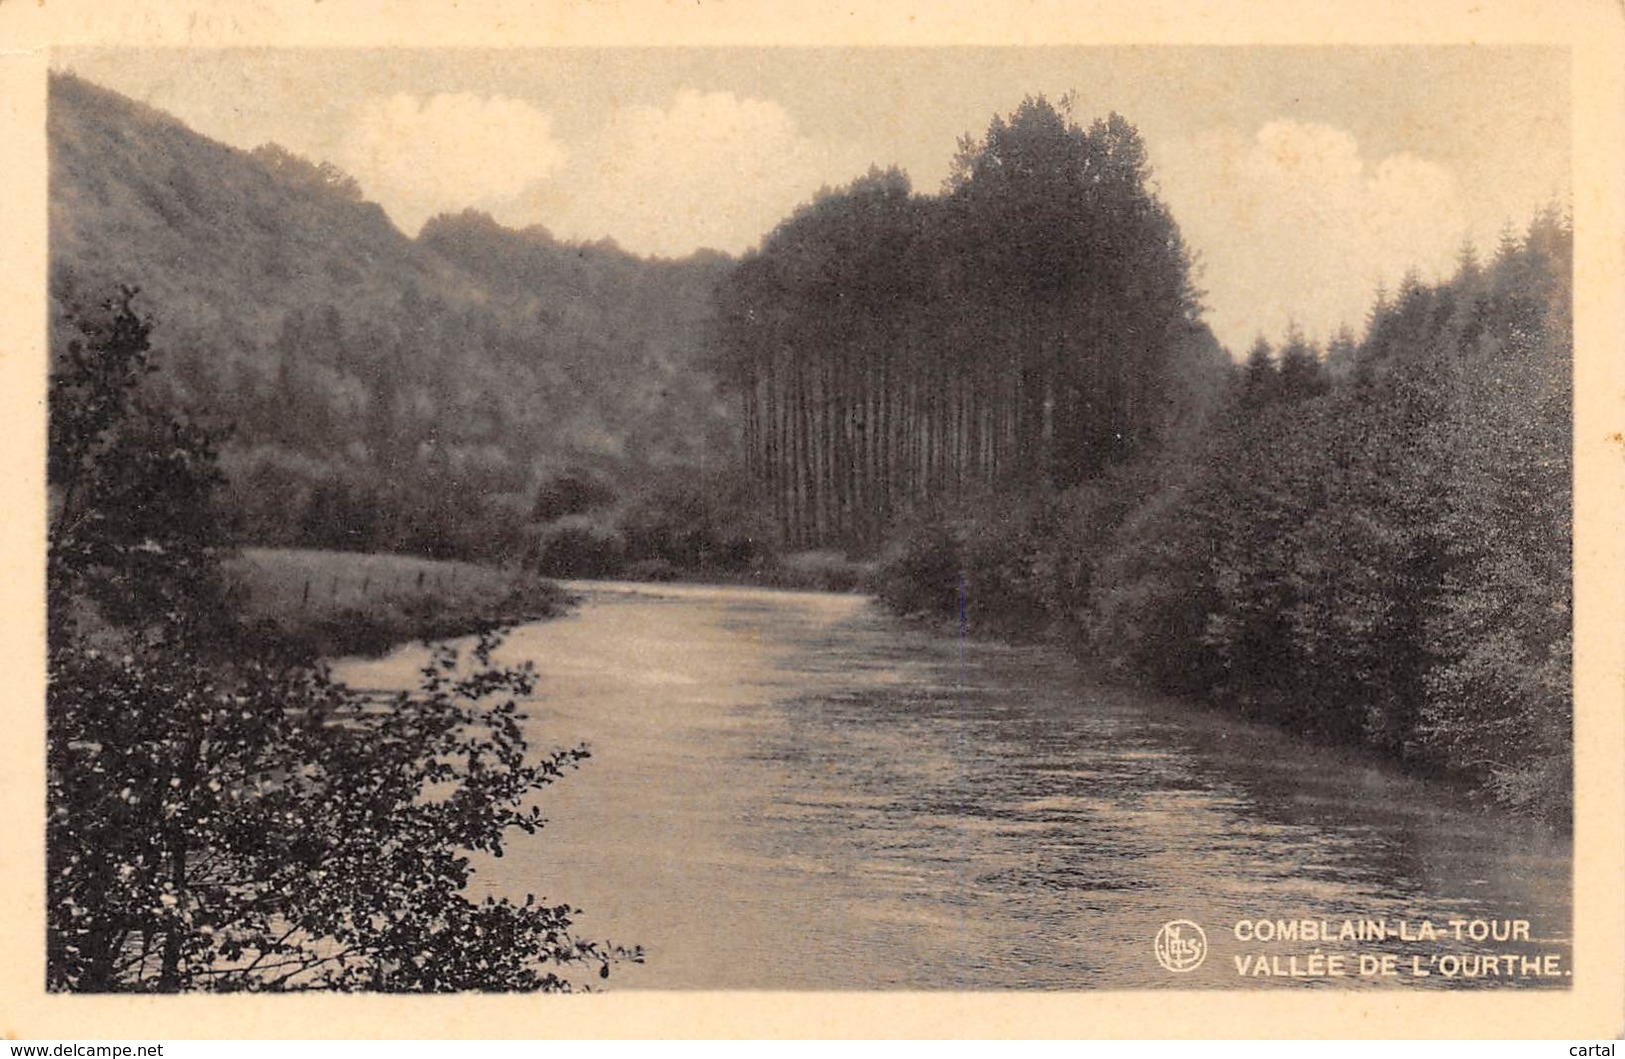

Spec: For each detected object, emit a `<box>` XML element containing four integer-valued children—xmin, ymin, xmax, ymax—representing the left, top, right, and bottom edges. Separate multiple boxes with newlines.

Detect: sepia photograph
<box><xmin>4</xmin><ymin>0</ymin><xmax>1624</xmax><ymax>1042</ymax></box>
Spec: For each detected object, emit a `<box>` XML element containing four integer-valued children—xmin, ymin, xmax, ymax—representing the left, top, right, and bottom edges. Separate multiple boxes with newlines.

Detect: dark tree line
<box><xmin>711</xmin><ymin>98</ymin><xmax>1222</xmax><ymax>551</ymax></box>
<box><xmin>1097</xmin><ymin>213</ymin><xmax>1572</xmax><ymax>817</ymax></box>
<box><xmin>872</xmin><ymin>207</ymin><xmax>1572</xmax><ymax>821</ymax></box>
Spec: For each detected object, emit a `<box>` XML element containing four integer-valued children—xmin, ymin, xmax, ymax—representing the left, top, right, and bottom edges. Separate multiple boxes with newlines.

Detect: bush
<box><xmin>532</xmin><ymin>469</ymin><xmax>617</xmax><ymax>523</ymax></box>
<box><xmin>874</xmin><ymin>501</ymin><xmax>1054</xmax><ymax>634</ymax></box>
<box><xmin>623</xmin><ymin>557</ymin><xmax>680</xmax><ymax>582</ymax></box>
<box><xmin>875</xmin><ymin>515</ymin><xmax>961</xmax><ymax>618</ymax></box>
<box><xmin>50</xmin><ymin>631</ymin><xmax>638</xmax><ymax>991</ymax></box>
<box><xmin>618</xmin><ymin>476</ymin><xmax>764</xmax><ymax>572</ymax></box>
<box><xmin>771</xmin><ymin>550</ymin><xmax>875</xmax><ymax>593</ymax></box>
<box><xmin>956</xmin><ymin>508</ymin><xmax>1049</xmax><ymax>637</ymax></box>
<box><xmin>531</xmin><ymin>516</ymin><xmax>625</xmax><ymax>579</ymax></box>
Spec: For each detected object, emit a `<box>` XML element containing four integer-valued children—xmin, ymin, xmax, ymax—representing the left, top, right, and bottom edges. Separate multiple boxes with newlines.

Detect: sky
<box><xmin>53</xmin><ymin>47</ymin><xmax>1570</xmax><ymax>355</ymax></box>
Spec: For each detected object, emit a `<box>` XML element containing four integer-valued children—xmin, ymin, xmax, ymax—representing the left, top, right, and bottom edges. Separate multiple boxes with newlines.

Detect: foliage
<box><xmin>1419</xmin><ymin>211</ymin><xmax>1573</xmax><ymax>816</ymax></box>
<box><xmin>766</xmin><ymin>550</ymin><xmax>876</xmax><ymax>594</ymax></box>
<box><xmin>712</xmin><ymin>99</ymin><xmax>1226</xmax><ymax>551</ymax></box>
<box><xmin>54</xmin><ymin>70</ymin><xmax>1571</xmax><ymax>828</ymax></box>
<box><xmin>49</xmin><ymin>632</ymin><xmax>635</xmax><ymax>991</ymax></box>
<box><xmin>870</xmin><ymin>209</ymin><xmax>1572</xmax><ymax>822</ymax></box>
<box><xmin>48</xmin><ymin>290</ymin><xmax>634</xmax><ymax>990</ymax></box>
<box><xmin>1030</xmin><ymin>474</ymin><xmax>1154</xmax><ymax>641</ymax></box>
<box><xmin>1088</xmin><ymin>212</ymin><xmax>1572</xmax><ymax>820</ymax></box>
<box><xmin>615</xmin><ymin>472</ymin><xmax>767</xmax><ymax>573</ymax></box>
<box><xmin>532</xmin><ymin>470</ymin><xmax>618</xmax><ymax>523</ymax></box>
<box><xmin>51</xmin><ymin>72</ymin><xmax>733</xmax><ymax>566</ymax></box>
<box><xmin>47</xmin><ymin>286</ymin><xmax>229</xmax><ymax>643</ymax></box>
<box><xmin>874</xmin><ymin>514</ymin><xmax>962</xmax><ymax>619</ymax></box>
<box><xmin>953</xmin><ymin>505</ymin><xmax>1053</xmax><ymax>637</ymax></box>
<box><xmin>1083</xmin><ymin>473</ymin><xmax>1218</xmax><ymax>694</ymax></box>
<box><xmin>223</xmin><ymin>547</ymin><xmax>571</xmax><ymax>662</ymax></box>
<box><xmin>530</xmin><ymin>516</ymin><xmax>627</xmax><ymax>580</ymax></box>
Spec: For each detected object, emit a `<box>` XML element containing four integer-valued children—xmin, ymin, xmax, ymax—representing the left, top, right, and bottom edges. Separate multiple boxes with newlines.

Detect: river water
<box><xmin>334</xmin><ymin>581</ymin><xmax>1571</xmax><ymax>990</ymax></box>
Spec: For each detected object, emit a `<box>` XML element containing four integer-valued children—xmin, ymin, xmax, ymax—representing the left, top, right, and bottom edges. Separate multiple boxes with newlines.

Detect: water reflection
<box><xmin>335</xmin><ymin>582</ymin><xmax>1570</xmax><ymax>990</ymax></box>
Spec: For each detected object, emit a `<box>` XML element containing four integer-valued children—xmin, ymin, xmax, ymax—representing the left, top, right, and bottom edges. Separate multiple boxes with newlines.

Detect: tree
<box><xmin>1422</xmin><ymin>210</ymin><xmax>1572</xmax><ymax>818</ymax></box>
<box><xmin>48</xmin><ymin>290</ymin><xmax>636</xmax><ymax>990</ymax></box>
<box><xmin>1275</xmin><ymin>323</ymin><xmax>1328</xmax><ymax>402</ymax></box>
<box><xmin>250</xmin><ymin>143</ymin><xmax>364</xmax><ymax>202</ymax></box>
<box><xmin>714</xmin><ymin>98</ymin><xmax>1211</xmax><ymax>549</ymax></box>
<box><xmin>1085</xmin><ymin>210</ymin><xmax>1572</xmax><ymax>821</ymax></box>
<box><xmin>1240</xmin><ymin>336</ymin><xmax>1276</xmax><ymax>407</ymax></box>
<box><xmin>48</xmin><ymin>287</ymin><xmax>228</xmax><ymax>645</ymax></box>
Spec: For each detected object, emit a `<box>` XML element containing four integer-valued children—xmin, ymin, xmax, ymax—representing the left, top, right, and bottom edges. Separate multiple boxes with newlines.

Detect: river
<box><xmin>334</xmin><ymin>581</ymin><xmax>1571</xmax><ymax>990</ymax></box>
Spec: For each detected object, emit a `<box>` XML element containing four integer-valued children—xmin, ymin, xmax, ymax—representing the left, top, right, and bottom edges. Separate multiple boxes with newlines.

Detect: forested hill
<box><xmin>48</xmin><ymin>71</ymin><xmax>733</xmax><ymax>559</ymax></box>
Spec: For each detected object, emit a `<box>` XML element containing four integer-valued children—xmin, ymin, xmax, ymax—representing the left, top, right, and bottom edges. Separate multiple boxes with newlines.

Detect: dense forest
<box><xmin>49</xmin><ymin>75</ymin><xmax>1572</xmax><ymax>821</ymax></box>
<box><xmin>865</xmin><ymin>199</ymin><xmax>1572</xmax><ymax>821</ymax></box>
<box><xmin>50</xmin><ymin>72</ymin><xmax>733</xmax><ymax>564</ymax></box>
<box><xmin>711</xmin><ymin>101</ymin><xmax>1226</xmax><ymax>550</ymax></box>
<box><xmin>1100</xmin><ymin>216</ymin><xmax>1572</xmax><ymax>817</ymax></box>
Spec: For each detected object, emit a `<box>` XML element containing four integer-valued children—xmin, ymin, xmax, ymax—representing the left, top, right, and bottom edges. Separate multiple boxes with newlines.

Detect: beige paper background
<box><xmin>1</xmin><ymin>0</ymin><xmax>1620</xmax><ymax>1040</ymax></box>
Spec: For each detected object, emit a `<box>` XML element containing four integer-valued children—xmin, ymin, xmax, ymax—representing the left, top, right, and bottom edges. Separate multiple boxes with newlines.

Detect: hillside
<box><xmin>49</xmin><ymin>71</ymin><xmax>734</xmax><ymax>560</ymax></box>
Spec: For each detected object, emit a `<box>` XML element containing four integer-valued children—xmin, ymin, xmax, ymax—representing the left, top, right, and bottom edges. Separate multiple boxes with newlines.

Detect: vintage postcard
<box><xmin>1</xmin><ymin>0</ymin><xmax>1621</xmax><ymax>1041</ymax></box>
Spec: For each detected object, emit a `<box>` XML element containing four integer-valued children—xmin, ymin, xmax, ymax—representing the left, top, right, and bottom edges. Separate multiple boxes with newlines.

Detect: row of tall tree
<box><xmin>711</xmin><ymin>98</ymin><xmax>1224</xmax><ymax>551</ymax></box>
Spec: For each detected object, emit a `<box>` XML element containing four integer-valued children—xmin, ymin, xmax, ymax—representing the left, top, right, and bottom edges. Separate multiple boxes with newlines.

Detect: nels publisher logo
<box><xmin>1155</xmin><ymin>920</ymin><xmax>1208</xmax><ymax>973</ymax></box>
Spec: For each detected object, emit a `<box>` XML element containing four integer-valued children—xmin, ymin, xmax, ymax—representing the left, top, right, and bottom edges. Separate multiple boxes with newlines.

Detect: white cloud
<box><xmin>1153</xmin><ymin>120</ymin><xmax>1467</xmax><ymax>355</ymax></box>
<box><xmin>341</xmin><ymin>93</ymin><xmax>568</xmax><ymax>234</ymax></box>
<box><xmin>501</xmin><ymin>89</ymin><xmax>868</xmax><ymax>257</ymax></box>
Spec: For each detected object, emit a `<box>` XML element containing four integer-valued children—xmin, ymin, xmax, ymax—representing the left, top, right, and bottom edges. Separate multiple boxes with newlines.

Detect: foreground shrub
<box><xmin>50</xmin><ymin>633</ymin><xmax>639</xmax><ymax>991</ymax></box>
<box><xmin>49</xmin><ymin>288</ymin><xmax>637</xmax><ymax>990</ymax></box>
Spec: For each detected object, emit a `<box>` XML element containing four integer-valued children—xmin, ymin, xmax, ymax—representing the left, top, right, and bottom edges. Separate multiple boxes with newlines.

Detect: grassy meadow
<box><xmin>223</xmin><ymin>547</ymin><xmax>573</xmax><ymax>659</ymax></box>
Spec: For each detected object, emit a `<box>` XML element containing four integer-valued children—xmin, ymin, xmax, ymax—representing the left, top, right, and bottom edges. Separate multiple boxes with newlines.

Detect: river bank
<box><xmin>220</xmin><ymin>545</ymin><xmax>876</xmax><ymax>661</ymax></box>
<box><xmin>223</xmin><ymin>546</ymin><xmax>573</xmax><ymax>659</ymax></box>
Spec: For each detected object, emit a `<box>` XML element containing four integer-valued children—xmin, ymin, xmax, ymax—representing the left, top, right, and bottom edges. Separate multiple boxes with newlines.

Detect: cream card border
<box><xmin>0</xmin><ymin>0</ymin><xmax>1619</xmax><ymax>1040</ymax></box>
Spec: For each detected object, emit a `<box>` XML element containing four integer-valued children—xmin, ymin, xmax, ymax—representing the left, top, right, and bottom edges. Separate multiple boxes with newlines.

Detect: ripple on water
<box><xmin>332</xmin><ymin>584</ymin><xmax>1571</xmax><ymax>990</ymax></box>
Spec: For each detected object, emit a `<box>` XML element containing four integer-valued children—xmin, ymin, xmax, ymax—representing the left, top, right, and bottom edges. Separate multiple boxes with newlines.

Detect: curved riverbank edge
<box><xmin>224</xmin><ymin>546</ymin><xmax>575</xmax><ymax>661</ymax></box>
